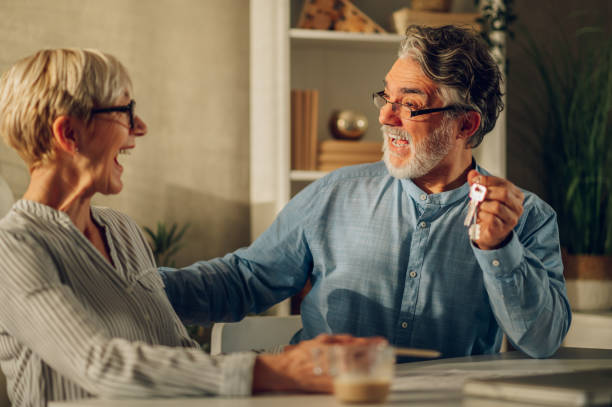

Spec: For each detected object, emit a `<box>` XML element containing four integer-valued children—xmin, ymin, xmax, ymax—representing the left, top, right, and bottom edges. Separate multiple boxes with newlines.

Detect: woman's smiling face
<box><xmin>78</xmin><ymin>93</ymin><xmax>147</xmax><ymax>195</ymax></box>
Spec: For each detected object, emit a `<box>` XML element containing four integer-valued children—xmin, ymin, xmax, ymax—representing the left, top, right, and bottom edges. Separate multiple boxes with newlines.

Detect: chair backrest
<box><xmin>210</xmin><ymin>315</ymin><xmax>303</xmax><ymax>356</ymax></box>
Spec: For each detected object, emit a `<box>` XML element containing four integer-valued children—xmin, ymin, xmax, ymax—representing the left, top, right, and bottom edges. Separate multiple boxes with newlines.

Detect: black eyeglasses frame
<box><xmin>373</xmin><ymin>91</ymin><xmax>459</xmax><ymax>118</ymax></box>
<box><xmin>91</xmin><ymin>100</ymin><xmax>135</xmax><ymax>130</ymax></box>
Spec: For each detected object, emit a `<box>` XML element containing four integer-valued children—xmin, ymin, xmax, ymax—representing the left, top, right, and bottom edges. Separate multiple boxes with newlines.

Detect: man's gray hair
<box><xmin>399</xmin><ymin>25</ymin><xmax>503</xmax><ymax>148</ymax></box>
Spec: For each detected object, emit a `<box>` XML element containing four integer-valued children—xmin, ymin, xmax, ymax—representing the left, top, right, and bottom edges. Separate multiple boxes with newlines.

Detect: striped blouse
<box><xmin>0</xmin><ymin>200</ymin><xmax>255</xmax><ymax>407</ymax></box>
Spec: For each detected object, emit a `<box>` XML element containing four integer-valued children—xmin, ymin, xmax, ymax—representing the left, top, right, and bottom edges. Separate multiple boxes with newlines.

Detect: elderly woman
<box><xmin>0</xmin><ymin>49</ymin><xmax>357</xmax><ymax>407</ymax></box>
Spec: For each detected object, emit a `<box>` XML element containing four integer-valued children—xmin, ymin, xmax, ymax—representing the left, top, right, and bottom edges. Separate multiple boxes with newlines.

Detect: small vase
<box><xmin>562</xmin><ymin>251</ymin><xmax>612</xmax><ymax>311</ymax></box>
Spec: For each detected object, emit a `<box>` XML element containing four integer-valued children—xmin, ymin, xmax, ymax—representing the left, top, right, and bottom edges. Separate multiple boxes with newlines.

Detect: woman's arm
<box><xmin>0</xmin><ymin>230</ymin><xmax>255</xmax><ymax>397</ymax></box>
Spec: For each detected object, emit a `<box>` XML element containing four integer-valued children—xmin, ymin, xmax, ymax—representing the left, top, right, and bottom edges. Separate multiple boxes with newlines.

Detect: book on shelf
<box><xmin>319</xmin><ymin>140</ymin><xmax>382</xmax><ymax>153</ymax></box>
<box><xmin>316</xmin><ymin>140</ymin><xmax>383</xmax><ymax>171</ymax></box>
<box><xmin>290</xmin><ymin>89</ymin><xmax>319</xmax><ymax>171</ymax></box>
<box><xmin>318</xmin><ymin>152</ymin><xmax>382</xmax><ymax>164</ymax></box>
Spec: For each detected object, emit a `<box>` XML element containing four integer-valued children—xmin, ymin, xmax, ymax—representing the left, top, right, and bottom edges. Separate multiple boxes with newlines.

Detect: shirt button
<box><xmin>420</xmin><ymin>194</ymin><xmax>427</xmax><ymax>201</ymax></box>
<box><xmin>401</xmin><ymin>322</ymin><xmax>408</xmax><ymax>328</ymax></box>
<box><xmin>492</xmin><ymin>259</ymin><xmax>500</xmax><ymax>267</ymax></box>
<box><xmin>144</xmin><ymin>314</ymin><xmax>151</xmax><ymax>322</ymax></box>
<box><xmin>419</xmin><ymin>221</ymin><xmax>427</xmax><ymax>228</ymax></box>
<box><xmin>409</xmin><ymin>271</ymin><xmax>417</xmax><ymax>278</ymax></box>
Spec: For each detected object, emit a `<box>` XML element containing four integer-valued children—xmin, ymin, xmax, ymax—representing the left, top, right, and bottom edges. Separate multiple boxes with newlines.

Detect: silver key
<box><xmin>468</xmin><ymin>218</ymin><xmax>481</xmax><ymax>240</ymax></box>
<box><xmin>468</xmin><ymin>193</ymin><xmax>482</xmax><ymax>240</ymax></box>
<box><xmin>464</xmin><ymin>183</ymin><xmax>487</xmax><ymax>227</ymax></box>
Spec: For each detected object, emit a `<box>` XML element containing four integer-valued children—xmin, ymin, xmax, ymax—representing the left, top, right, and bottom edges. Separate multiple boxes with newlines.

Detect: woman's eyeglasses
<box><xmin>91</xmin><ymin>100</ymin><xmax>135</xmax><ymax>129</ymax></box>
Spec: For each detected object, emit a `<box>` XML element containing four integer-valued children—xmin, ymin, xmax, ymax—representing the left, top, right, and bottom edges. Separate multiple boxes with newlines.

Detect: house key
<box><xmin>465</xmin><ymin>183</ymin><xmax>487</xmax><ymax>240</ymax></box>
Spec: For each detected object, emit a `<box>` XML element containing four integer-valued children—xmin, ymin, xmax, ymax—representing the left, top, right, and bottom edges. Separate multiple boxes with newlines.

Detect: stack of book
<box><xmin>317</xmin><ymin>140</ymin><xmax>382</xmax><ymax>171</ymax></box>
<box><xmin>392</xmin><ymin>8</ymin><xmax>480</xmax><ymax>34</ymax></box>
<box><xmin>291</xmin><ymin>89</ymin><xmax>319</xmax><ymax>170</ymax></box>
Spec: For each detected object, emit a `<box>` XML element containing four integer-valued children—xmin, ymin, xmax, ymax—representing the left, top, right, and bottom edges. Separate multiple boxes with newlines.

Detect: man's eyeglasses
<box><xmin>91</xmin><ymin>100</ymin><xmax>135</xmax><ymax>130</ymax></box>
<box><xmin>372</xmin><ymin>91</ymin><xmax>458</xmax><ymax>121</ymax></box>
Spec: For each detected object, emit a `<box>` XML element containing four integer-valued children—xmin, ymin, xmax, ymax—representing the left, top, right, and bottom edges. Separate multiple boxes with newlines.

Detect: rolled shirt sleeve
<box><xmin>473</xmin><ymin>196</ymin><xmax>571</xmax><ymax>358</ymax></box>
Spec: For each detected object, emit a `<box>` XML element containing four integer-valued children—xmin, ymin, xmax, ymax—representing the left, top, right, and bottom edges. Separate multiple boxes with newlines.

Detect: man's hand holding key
<box><xmin>467</xmin><ymin>170</ymin><xmax>525</xmax><ymax>250</ymax></box>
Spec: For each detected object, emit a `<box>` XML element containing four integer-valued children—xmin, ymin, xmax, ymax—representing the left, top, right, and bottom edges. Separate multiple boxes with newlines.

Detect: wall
<box><xmin>0</xmin><ymin>0</ymin><xmax>251</xmax><ymax>266</ymax></box>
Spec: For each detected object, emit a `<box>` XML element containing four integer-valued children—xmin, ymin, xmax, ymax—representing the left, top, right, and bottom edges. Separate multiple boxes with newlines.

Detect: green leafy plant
<box><xmin>143</xmin><ymin>221</ymin><xmax>211</xmax><ymax>349</ymax></box>
<box><xmin>143</xmin><ymin>221</ymin><xmax>191</xmax><ymax>267</ymax></box>
<box><xmin>519</xmin><ymin>19</ymin><xmax>612</xmax><ymax>255</ymax></box>
<box><xmin>475</xmin><ymin>0</ymin><xmax>517</xmax><ymax>66</ymax></box>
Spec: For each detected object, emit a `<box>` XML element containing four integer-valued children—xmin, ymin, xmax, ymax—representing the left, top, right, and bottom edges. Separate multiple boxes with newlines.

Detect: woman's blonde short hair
<box><xmin>0</xmin><ymin>48</ymin><xmax>133</xmax><ymax>167</ymax></box>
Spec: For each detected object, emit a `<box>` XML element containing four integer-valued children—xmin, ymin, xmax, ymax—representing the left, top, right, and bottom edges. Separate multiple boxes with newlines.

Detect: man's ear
<box><xmin>457</xmin><ymin>111</ymin><xmax>481</xmax><ymax>140</ymax></box>
<box><xmin>51</xmin><ymin>116</ymin><xmax>79</xmax><ymax>154</ymax></box>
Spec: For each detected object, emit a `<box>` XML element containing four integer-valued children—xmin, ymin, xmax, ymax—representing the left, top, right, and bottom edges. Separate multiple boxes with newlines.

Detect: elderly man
<box><xmin>161</xmin><ymin>25</ymin><xmax>570</xmax><ymax>359</ymax></box>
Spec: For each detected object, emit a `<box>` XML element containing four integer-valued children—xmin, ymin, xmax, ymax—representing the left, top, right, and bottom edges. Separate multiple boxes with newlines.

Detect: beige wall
<box><xmin>0</xmin><ymin>0</ymin><xmax>251</xmax><ymax>266</ymax></box>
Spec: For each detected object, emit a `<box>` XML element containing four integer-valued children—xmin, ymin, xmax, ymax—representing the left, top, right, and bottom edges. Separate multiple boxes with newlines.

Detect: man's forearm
<box><xmin>477</xmin><ymin>233</ymin><xmax>571</xmax><ymax>357</ymax></box>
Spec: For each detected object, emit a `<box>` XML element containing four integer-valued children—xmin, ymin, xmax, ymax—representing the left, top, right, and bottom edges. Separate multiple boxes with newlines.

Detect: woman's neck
<box><xmin>23</xmin><ymin>164</ymin><xmax>94</xmax><ymax>233</ymax></box>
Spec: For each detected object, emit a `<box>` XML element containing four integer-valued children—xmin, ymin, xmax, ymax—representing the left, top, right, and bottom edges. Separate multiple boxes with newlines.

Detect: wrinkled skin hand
<box><xmin>252</xmin><ymin>334</ymin><xmax>387</xmax><ymax>394</ymax></box>
<box><xmin>468</xmin><ymin>170</ymin><xmax>525</xmax><ymax>250</ymax></box>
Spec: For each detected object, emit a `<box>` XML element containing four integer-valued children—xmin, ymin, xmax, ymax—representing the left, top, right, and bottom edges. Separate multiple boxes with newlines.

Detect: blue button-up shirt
<box><xmin>161</xmin><ymin>161</ymin><xmax>571</xmax><ymax>358</ymax></box>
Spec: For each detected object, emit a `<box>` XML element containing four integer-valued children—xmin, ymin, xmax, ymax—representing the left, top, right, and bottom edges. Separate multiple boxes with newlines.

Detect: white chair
<box><xmin>210</xmin><ymin>315</ymin><xmax>303</xmax><ymax>355</ymax></box>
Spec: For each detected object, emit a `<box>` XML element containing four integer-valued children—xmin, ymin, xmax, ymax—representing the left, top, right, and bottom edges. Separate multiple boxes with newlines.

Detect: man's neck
<box><xmin>412</xmin><ymin>149</ymin><xmax>474</xmax><ymax>194</ymax></box>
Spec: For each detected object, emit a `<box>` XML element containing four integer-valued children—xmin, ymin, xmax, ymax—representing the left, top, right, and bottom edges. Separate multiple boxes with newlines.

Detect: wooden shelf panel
<box><xmin>290</xmin><ymin>170</ymin><xmax>328</xmax><ymax>182</ymax></box>
<box><xmin>290</xmin><ymin>29</ymin><xmax>402</xmax><ymax>46</ymax></box>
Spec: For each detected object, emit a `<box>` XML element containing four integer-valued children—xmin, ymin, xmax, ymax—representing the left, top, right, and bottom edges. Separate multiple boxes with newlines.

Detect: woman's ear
<box><xmin>457</xmin><ymin>111</ymin><xmax>481</xmax><ymax>141</ymax></box>
<box><xmin>51</xmin><ymin>116</ymin><xmax>79</xmax><ymax>154</ymax></box>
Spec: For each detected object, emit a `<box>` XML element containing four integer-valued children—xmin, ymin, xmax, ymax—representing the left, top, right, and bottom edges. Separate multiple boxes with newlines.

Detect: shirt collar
<box><xmin>15</xmin><ymin>199</ymin><xmax>73</xmax><ymax>223</ymax></box>
<box><xmin>397</xmin><ymin>160</ymin><xmax>486</xmax><ymax>207</ymax></box>
<box><xmin>14</xmin><ymin>199</ymin><xmax>103</xmax><ymax>229</ymax></box>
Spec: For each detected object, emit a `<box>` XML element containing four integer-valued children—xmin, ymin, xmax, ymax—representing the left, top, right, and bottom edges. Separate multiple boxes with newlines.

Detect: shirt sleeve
<box><xmin>471</xmin><ymin>195</ymin><xmax>572</xmax><ymax>358</ymax></box>
<box><xmin>0</xmin><ymin>230</ymin><xmax>257</xmax><ymax>398</ymax></box>
<box><xmin>160</xmin><ymin>183</ymin><xmax>317</xmax><ymax>325</ymax></box>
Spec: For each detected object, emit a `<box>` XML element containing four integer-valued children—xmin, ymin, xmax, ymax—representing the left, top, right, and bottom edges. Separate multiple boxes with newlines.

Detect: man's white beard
<box><xmin>381</xmin><ymin>118</ymin><xmax>454</xmax><ymax>179</ymax></box>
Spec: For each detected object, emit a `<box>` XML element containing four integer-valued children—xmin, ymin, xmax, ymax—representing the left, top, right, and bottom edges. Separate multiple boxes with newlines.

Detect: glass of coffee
<box><xmin>314</xmin><ymin>342</ymin><xmax>395</xmax><ymax>403</ymax></box>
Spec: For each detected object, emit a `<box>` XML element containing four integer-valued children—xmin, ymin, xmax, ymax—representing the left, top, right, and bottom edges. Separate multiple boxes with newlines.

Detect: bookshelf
<box><xmin>250</xmin><ymin>0</ymin><xmax>507</xmax><ymax>295</ymax></box>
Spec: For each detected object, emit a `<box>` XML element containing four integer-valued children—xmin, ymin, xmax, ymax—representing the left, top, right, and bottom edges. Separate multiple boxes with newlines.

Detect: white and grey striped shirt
<box><xmin>0</xmin><ymin>200</ymin><xmax>255</xmax><ymax>407</ymax></box>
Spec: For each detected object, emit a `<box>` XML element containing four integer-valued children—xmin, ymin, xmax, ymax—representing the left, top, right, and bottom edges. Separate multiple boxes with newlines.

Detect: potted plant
<box><xmin>520</xmin><ymin>20</ymin><xmax>612</xmax><ymax>310</ymax></box>
<box><xmin>143</xmin><ymin>221</ymin><xmax>190</xmax><ymax>268</ymax></box>
<box><xmin>144</xmin><ymin>221</ymin><xmax>210</xmax><ymax>348</ymax></box>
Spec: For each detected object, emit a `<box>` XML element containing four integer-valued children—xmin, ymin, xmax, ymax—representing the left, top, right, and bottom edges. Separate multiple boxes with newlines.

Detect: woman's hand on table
<box><xmin>252</xmin><ymin>334</ymin><xmax>386</xmax><ymax>394</ymax></box>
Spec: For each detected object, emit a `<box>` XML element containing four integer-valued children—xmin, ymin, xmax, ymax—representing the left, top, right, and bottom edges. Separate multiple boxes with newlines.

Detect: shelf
<box><xmin>290</xmin><ymin>170</ymin><xmax>329</xmax><ymax>182</ymax></box>
<box><xmin>290</xmin><ymin>28</ymin><xmax>402</xmax><ymax>46</ymax></box>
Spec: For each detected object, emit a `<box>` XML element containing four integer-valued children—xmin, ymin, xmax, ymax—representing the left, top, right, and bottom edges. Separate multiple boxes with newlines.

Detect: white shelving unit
<box><xmin>250</xmin><ymin>0</ymin><xmax>506</xmax><ymax>245</ymax></box>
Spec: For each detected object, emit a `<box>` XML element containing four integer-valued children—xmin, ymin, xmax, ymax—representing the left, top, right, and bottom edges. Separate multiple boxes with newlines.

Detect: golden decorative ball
<box><xmin>329</xmin><ymin>110</ymin><xmax>368</xmax><ymax>140</ymax></box>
